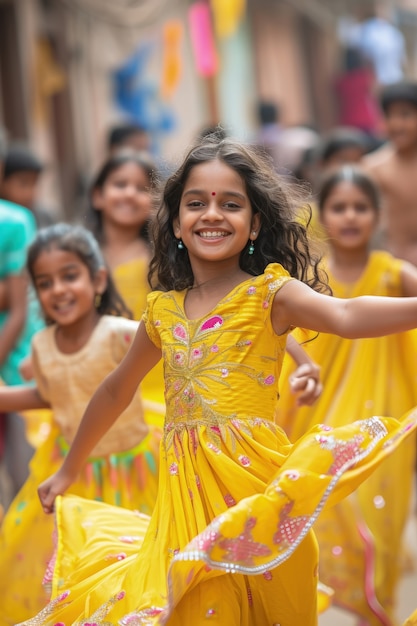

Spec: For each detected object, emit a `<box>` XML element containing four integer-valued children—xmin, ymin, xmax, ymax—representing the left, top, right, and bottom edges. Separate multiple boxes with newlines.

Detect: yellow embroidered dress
<box><xmin>113</xmin><ymin>258</ymin><xmax>165</xmax><ymax>427</ymax></box>
<box><xmin>21</xmin><ymin>264</ymin><xmax>417</xmax><ymax>626</ymax></box>
<box><xmin>0</xmin><ymin>316</ymin><xmax>161</xmax><ymax>626</ymax></box>
<box><xmin>276</xmin><ymin>251</ymin><xmax>417</xmax><ymax>626</ymax></box>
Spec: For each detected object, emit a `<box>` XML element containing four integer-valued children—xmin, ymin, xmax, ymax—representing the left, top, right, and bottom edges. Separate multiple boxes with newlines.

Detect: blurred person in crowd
<box><xmin>107</xmin><ymin>122</ymin><xmax>151</xmax><ymax>156</ymax></box>
<box><xmin>347</xmin><ymin>6</ymin><xmax>406</xmax><ymax>88</ymax></box>
<box><xmin>0</xmin><ymin>141</ymin><xmax>56</xmax><ymax>228</ymax></box>
<box><xmin>252</xmin><ymin>100</ymin><xmax>283</xmax><ymax>168</ymax></box>
<box><xmin>362</xmin><ymin>81</ymin><xmax>417</xmax><ymax>265</ymax></box>
<box><xmin>277</xmin><ymin>165</ymin><xmax>417</xmax><ymax>626</ymax></box>
<box><xmin>86</xmin><ymin>149</ymin><xmax>165</xmax><ymax>427</ymax></box>
<box><xmin>0</xmin><ymin>223</ymin><xmax>161</xmax><ymax>623</ymax></box>
<box><xmin>295</xmin><ymin>126</ymin><xmax>372</xmax><ymax>242</ymax></box>
<box><xmin>333</xmin><ymin>46</ymin><xmax>383</xmax><ymax>139</ymax></box>
<box><xmin>0</xmin><ymin>128</ymin><xmax>44</xmax><ymax>509</ymax></box>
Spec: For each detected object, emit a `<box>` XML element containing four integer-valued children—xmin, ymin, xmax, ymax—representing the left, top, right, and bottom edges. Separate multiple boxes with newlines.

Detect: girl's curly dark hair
<box><xmin>148</xmin><ymin>137</ymin><xmax>329</xmax><ymax>294</ymax></box>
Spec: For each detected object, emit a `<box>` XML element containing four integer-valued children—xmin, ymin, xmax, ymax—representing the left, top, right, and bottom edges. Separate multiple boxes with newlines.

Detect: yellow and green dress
<box><xmin>113</xmin><ymin>258</ymin><xmax>165</xmax><ymax>427</ymax></box>
<box><xmin>276</xmin><ymin>251</ymin><xmax>417</xmax><ymax>626</ymax></box>
<box><xmin>21</xmin><ymin>263</ymin><xmax>417</xmax><ymax>626</ymax></box>
<box><xmin>0</xmin><ymin>316</ymin><xmax>161</xmax><ymax>626</ymax></box>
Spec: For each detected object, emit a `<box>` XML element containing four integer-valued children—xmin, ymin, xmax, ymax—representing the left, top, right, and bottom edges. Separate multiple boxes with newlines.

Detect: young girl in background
<box><xmin>22</xmin><ymin>139</ymin><xmax>417</xmax><ymax>626</ymax></box>
<box><xmin>86</xmin><ymin>150</ymin><xmax>165</xmax><ymax>425</ymax></box>
<box><xmin>0</xmin><ymin>223</ymin><xmax>162</xmax><ymax>624</ymax></box>
<box><xmin>277</xmin><ymin>166</ymin><xmax>417</xmax><ymax>626</ymax></box>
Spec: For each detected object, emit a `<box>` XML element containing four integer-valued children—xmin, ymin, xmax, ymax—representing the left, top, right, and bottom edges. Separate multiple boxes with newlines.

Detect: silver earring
<box><xmin>177</xmin><ymin>239</ymin><xmax>184</xmax><ymax>250</ymax></box>
<box><xmin>248</xmin><ymin>240</ymin><xmax>255</xmax><ymax>255</ymax></box>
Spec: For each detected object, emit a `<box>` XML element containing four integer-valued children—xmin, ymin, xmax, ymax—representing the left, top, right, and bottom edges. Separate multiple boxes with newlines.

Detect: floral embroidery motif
<box><xmin>273</xmin><ymin>502</ymin><xmax>310</xmax><ymax>548</ymax></box>
<box><xmin>218</xmin><ymin>517</ymin><xmax>271</xmax><ymax>567</ymax></box>
<box><xmin>77</xmin><ymin>591</ymin><xmax>125</xmax><ymax>625</ymax></box>
<box><xmin>119</xmin><ymin>606</ymin><xmax>166</xmax><ymax>625</ymax></box>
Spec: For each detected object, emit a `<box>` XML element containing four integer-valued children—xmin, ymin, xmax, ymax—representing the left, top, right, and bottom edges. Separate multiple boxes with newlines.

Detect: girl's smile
<box><xmin>32</xmin><ymin>248</ymin><xmax>106</xmax><ymax>333</ymax></box>
<box><xmin>93</xmin><ymin>161</ymin><xmax>152</xmax><ymax>230</ymax></box>
<box><xmin>175</xmin><ymin>159</ymin><xmax>259</xmax><ymax>265</ymax></box>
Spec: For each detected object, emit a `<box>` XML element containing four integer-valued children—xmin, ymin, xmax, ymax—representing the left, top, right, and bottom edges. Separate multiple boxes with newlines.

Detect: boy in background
<box><xmin>362</xmin><ymin>81</ymin><xmax>417</xmax><ymax>265</ymax></box>
<box><xmin>0</xmin><ymin>142</ymin><xmax>55</xmax><ymax>228</ymax></box>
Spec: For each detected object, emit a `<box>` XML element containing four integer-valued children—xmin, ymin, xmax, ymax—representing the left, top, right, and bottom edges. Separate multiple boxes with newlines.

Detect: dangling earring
<box><xmin>248</xmin><ymin>230</ymin><xmax>256</xmax><ymax>255</ymax></box>
<box><xmin>177</xmin><ymin>239</ymin><xmax>184</xmax><ymax>250</ymax></box>
<box><xmin>94</xmin><ymin>293</ymin><xmax>102</xmax><ymax>308</ymax></box>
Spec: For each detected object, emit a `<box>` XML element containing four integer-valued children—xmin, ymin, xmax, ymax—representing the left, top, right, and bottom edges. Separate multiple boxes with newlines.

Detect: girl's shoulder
<box><xmin>31</xmin><ymin>324</ymin><xmax>56</xmax><ymax>351</ymax></box>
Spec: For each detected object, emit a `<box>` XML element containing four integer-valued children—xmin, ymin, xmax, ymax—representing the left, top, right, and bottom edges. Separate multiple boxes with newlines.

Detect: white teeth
<box><xmin>199</xmin><ymin>231</ymin><xmax>228</xmax><ymax>238</ymax></box>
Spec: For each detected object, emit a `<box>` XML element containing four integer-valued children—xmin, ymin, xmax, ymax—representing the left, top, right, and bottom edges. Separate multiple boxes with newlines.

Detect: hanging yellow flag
<box><xmin>160</xmin><ymin>20</ymin><xmax>183</xmax><ymax>100</ymax></box>
<box><xmin>33</xmin><ymin>37</ymin><xmax>66</xmax><ymax>123</ymax></box>
<box><xmin>210</xmin><ymin>0</ymin><xmax>246</xmax><ymax>38</ymax></box>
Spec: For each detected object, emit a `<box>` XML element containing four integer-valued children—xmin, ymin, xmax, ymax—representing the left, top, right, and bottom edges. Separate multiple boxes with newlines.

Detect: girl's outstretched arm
<box><xmin>0</xmin><ymin>385</ymin><xmax>50</xmax><ymax>411</ymax></box>
<box><xmin>273</xmin><ymin>279</ymin><xmax>417</xmax><ymax>339</ymax></box>
<box><xmin>38</xmin><ymin>323</ymin><xmax>161</xmax><ymax>514</ymax></box>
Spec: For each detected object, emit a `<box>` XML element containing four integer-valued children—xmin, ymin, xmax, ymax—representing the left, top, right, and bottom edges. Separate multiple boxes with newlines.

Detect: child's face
<box><xmin>0</xmin><ymin>170</ymin><xmax>40</xmax><ymax>209</ymax></box>
<box><xmin>175</xmin><ymin>159</ymin><xmax>260</xmax><ymax>267</ymax></box>
<box><xmin>93</xmin><ymin>162</ymin><xmax>152</xmax><ymax>231</ymax></box>
<box><xmin>32</xmin><ymin>248</ymin><xmax>106</xmax><ymax>327</ymax></box>
<box><xmin>384</xmin><ymin>101</ymin><xmax>417</xmax><ymax>152</ymax></box>
<box><xmin>320</xmin><ymin>181</ymin><xmax>378</xmax><ymax>251</ymax></box>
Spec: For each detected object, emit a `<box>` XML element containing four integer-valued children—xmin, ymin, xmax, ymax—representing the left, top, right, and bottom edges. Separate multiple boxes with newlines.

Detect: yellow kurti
<box><xmin>0</xmin><ymin>316</ymin><xmax>161</xmax><ymax>626</ymax></box>
<box><xmin>113</xmin><ymin>258</ymin><xmax>165</xmax><ymax>427</ymax></box>
<box><xmin>20</xmin><ymin>264</ymin><xmax>417</xmax><ymax>626</ymax></box>
<box><xmin>276</xmin><ymin>251</ymin><xmax>417</xmax><ymax>625</ymax></box>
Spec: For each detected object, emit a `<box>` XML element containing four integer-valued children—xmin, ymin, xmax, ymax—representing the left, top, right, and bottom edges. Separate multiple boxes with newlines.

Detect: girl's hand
<box><xmin>38</xmin><ymin>469</ymin><xmax>74</xmax><ymax>514</ymax></box>
<box><xmin>289</xmin><ymin>362</ymin><xmax>322</xmax><ymax>406</ymax></box>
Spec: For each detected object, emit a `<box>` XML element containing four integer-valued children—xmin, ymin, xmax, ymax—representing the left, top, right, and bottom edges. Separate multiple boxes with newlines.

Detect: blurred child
<box><xmin>21</xmin><ymin>138</ymin><xmax>417</xmax><ymax>626</ymax></box>
<box><xmin>362</xmin><ymin>81</ymin><xmax>417</xmax><ymax>265</ymax></box>
<box><xmin>0</xmin><ymin>142</ymin><xmax>55</xmax><ymax>228</ymax></box>
<box><xmin>87</xmin><ymin>149</ymin><xmax>165</xmax><ymax>425</ymax></box>
<box><xmin>0</xmin><ymin>223</ymin><xmax>162</xmax><ymax>623</ymax></box>
<box><xmin>277</xmin><ymin>165</ymin><xmax>417</xmax><ymax>625</ymax></box>
<box><xmin>0</xmin><ymin>129</ymin><xmax>45</xmax><ymax>508</ymax></box>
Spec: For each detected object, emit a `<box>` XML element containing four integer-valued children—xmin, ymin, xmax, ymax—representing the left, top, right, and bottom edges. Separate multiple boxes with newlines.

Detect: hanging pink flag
<box><xmin>188</xmin><ymin>1</ymin><xmax>218</xmax><ymax>77</ymax></box>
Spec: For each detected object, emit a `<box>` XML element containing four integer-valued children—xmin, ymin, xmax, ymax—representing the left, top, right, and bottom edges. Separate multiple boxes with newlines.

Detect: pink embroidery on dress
<box><xmin>224</xmin><ymin>493</ymin><xmax>237</xmax><ymax>507</ymax></box>
<box><xmin>119</xmin><ymin>607</ymin><xmax>165</xmax><ymax>625</ymax></box>
<box><xmin>199</xmin><ymin>315</ymin><xmax>223</xmax><ymax>332</ymax></box>
<box><xmin>173</xmin><ymin>323</ymin><xmax>188</xmax><ymax>343</ymax></box>
<box><xmin>218</xmin><ymin>517</ymin><xmax>271</xmax><ymax>567</ymax></box>
<box><xmin>169</xmin><ymin>462</ymin><xmax>179</xmax><ymax>475</ymax></box>
<box><xmin>273</xmin><ymin>502</ymin><xmax>309</xmax><ymax>548</ymax></box>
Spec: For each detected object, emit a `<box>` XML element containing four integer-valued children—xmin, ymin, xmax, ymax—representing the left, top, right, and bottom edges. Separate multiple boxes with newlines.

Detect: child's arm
<box><xmin>0</xmin><ymin>274</ymin><xmax>28</xmax><ymax>367</ymax></box>
<box><xmin>285</xmin><ymin>335</ymin><xmax>322</xmax><ymax>406</ymax></box>
<box><xmin>0</xmin><ymin>279</ymin><xmax>8</xmax><ymax>311</ymax></box>
<box><xmin>38</xmin><ymin>322</ymin><xmax>161</xmax><ymax>513</ymax></box>
<box><xmin>400</xmin><ymin>262</ymin><xmax>417</xmax><ymax>297</ymax></box>
<box><xmin>273</xmin><ymin>279</ymin><xmax>417</xmax><ymax>338</ymax></box>
<box><xmin>0</xmin><ymin>385</ymin><xmax>50</xmax><ymax>411</ymax></box>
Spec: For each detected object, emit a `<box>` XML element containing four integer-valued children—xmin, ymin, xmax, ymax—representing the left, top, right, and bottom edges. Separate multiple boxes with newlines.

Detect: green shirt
<box><xmin>0</xmin><ymin>200</ymin><xmax>44</xmax><ymax>385</ymax></box>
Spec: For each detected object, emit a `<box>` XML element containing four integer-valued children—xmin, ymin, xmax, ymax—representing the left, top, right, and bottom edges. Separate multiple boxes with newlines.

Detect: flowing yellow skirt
<box><xmin>0</xmin><ymin>423</ymin><xmax>161</xmax><ymax>625</ymax></box>
<box><xmin>20</xmin><ymin>411</ymin><xmax>417</xmax><ymax>626</ymax></box>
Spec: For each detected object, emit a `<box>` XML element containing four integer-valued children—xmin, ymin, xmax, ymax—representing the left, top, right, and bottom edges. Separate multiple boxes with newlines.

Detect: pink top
<box><xmin>334</xmin><ymin>68</ymin><xmax>382</xmax><ymax>134</ymax></box>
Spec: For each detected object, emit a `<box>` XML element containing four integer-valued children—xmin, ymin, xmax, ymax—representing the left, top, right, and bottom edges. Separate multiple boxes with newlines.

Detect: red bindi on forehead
<box><xmin>211</xmin><ymin>191</ymin><xmax>216</xmax><ymax>196</ymax></box>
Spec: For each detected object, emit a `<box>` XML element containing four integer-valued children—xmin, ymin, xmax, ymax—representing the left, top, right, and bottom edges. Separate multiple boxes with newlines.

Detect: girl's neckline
<box><xmin>327</xmin><ymin>252</ymin><xmax>375</xmax><ymax>292</ymax></box>
<box><xmin>52</xmin><ymin>316</ymin><xmax>105</xmax><ymax>357</ymax></box>
<box><xmin>179</xmin><ymin>273</ymin><xmax>258</xmax><ymax>322</ymax></box>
